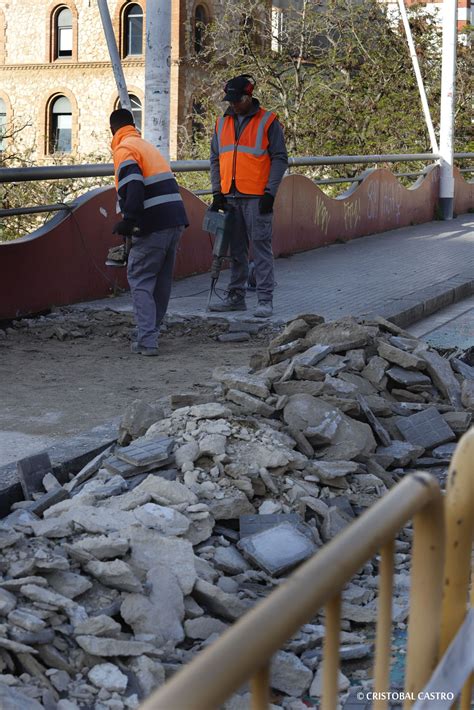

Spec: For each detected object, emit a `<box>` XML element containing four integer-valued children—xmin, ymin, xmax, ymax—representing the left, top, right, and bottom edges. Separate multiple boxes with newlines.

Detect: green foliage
<box><xmin>178</xmin><ymin>0</ymin><xmax>473</xmax><ymax>186</ymax></box>
<box><xmin>0</xmin><ymin>125</ymin><xmax>112</xmax><ymax>242</ymax></box>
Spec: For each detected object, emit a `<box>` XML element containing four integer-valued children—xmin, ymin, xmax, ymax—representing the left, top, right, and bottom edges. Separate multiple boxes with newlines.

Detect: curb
<box><xmin>0</xmin><ymin>419</ymin><xmax>119</xmax><ymax>518</ymax></box>
<box><xmin>363</xmin><ymin>272</ymin><xmax>474</xmax><ymax>329</ymax></box>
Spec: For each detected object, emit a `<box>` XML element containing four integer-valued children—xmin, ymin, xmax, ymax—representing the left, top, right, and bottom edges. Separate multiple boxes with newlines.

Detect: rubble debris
<box><xmin>1</xmin><ymin>313</ymin><xmax>472</xmax><ymax>707</ymax></box>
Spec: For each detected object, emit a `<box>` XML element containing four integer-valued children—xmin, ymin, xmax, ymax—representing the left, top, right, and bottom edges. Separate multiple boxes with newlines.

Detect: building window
<box><xmin>194</xmin><ymin>5</ymin><xmax>209</xmax><ymax>53</ymax></box>
<box><xmin>55</xmin><ymin>7</ymin><xmax>73</xmax><ymax>59</ymax></box>
<box><xmin>124</xmin><ymin>3</ymin><xmax>143</xmax><ymax>57</ymax></box>
<box><xmin>116</xmin><ymin>94</ymin><xmax>143</xmax><ymax>132</ymax></box>
<box><xmin>50</xmin><ymin>95</ymin><xmax>72</xmax><ymax>153</ymax></box>
<box><xmin>0</xmin><ymin>97</ymin><xmax>6</xmax><ymax>151</ymax></box>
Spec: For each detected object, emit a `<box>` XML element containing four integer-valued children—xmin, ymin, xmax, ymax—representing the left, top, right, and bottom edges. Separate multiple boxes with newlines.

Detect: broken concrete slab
<box><xmin>386</xmin><ymin>366</ymin><xmax>432</xmax><ymax>389</ymax></box>
<box><xmin>305</xmin><ymin>319</ymin><xmax>374</xmax><ymax>352</ymax></box>
<box><xmin>419</xmin><ymin>350</ymin><xmax>463</xmax><ymax>408</ymax></box>
<box><xmin>240</xmin><ymin>513</ymin><xmax>301</xmax><ymax>538</ymax></box>
<box><xmin>396</xmin><ymin>407</ymin><xmax>455</xmax><ymax>449</ymax></box>
<box><xmin>375</xmin><ymin>441</ymin><xmax>425</xmax><ymax>468</ymax></box>
<box><xmin>17</xmin><ymin>452</ymin><xmax>53</xmax><ymax>501</ymax></box>
<box><xmin>378</xmin><ymin>341</ymin><xmax>426</xmax><ymax>370</ymax></box>
<box><xmin>238</xmin><ymin>522</ymin><xmax>316</xmax><ymax>576</ymax></box>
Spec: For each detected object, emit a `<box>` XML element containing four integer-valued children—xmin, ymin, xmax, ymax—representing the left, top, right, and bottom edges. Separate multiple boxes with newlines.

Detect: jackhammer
<box><xmin>202</xmin><ymin>206</ymin><xmax>235</xmax><ymax>310</ymax></box>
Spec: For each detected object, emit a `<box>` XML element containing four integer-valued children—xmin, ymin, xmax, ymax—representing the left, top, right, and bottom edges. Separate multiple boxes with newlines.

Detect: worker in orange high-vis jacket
<box><xmin>209</xmin><ymin>75</ymin><xmax>288</xmax><ymax>318</ymax></box>
<box><xmin>110</xmin><ymin>109</ymin><xmax>188</xmax><ymax>356</ymax></box>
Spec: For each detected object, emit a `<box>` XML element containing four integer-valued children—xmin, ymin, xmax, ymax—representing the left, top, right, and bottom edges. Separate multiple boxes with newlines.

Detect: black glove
<box><xmin>259</xmin><ymin>192</ymin><xmax>274</xmax><ymax>214</ymax></box>
<box><xmin>210</xmin><ymin>192</ymin><xmax>227</xmax><ymax>212</ymax></box>
<box><xmin>112</xmin><ymin>218</ymin><xmax>138</xmax><ymax>236</ymax></box>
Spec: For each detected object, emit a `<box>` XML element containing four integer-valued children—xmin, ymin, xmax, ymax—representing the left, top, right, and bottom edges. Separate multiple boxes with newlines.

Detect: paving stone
<box><xmin>193</xmin><ymin>579</ymin><xmax>250</xmax><ymax>621</ymax></box>
<box><xmin>88</xmin><ymin>663</ymin><xmax>128</xmax><ymax>692</ymax></box>
<box><xmin>226</xmin><ymin>389</ymin><xmax>275</xmax><ymax>417</ymax></box>
<box><xmin>17</xmin><ymin>452</ymin><xmax>53</xmax><ymax>501</ymax></box>
<box><xmin>215</xmin><ymin>371</ymin><xmax>271</xmax><ymax>399</ymax></box>
<box><xmin>396</xmin><ymin>407</ymin><xmax>455</xmax><ymax>449</ymax></box>
<box><xmin>102</xmin><ymin>456</ymin><xmax>159</xmax><ymax>478</ymax></box>
<box><xmin>357</xmin><ymin>395</ymin><xmax>391</xmax><ymax>446</ymax></box>
<box><xmin>29</xmin><ymin>487</ymin><xmax>70</xmax><ymax>517</ymax></box>
<box><xmin>375</xmin><ymin>441</ymin><xmax>425</xmax><ymax>468</ymax></box>
<box><xmin>270</xmin><ymin>650</ymin><xmax>313</xmax><ymax>696</ymax></box>
<box><xmin>75</xmin><ymin>635</ymin><xmax>159</xmax><ymax>657</ymax></box>
<box><xmin>386</xmin><ymin>366</ymin><xmax>432</xmax><ymax>388</ymax></box>
<box><xmin>461</xmin><ymin>379</ymin><xmax>474</xmax><ymax>409</ymax></box>
<box><xmin>432</xmin><ymin>442</ymin><xmax>457</xmax><ymax>459</ymax></box>
<box><xmin>240</xmin><ymin>513</ymin><xmax>300</xmax><ymax>537</ymax></box>
<box><xmin>419</xmin><ymin>350</ymin><xmax>462</xmax><ymax>408</ymax></box>
<box><xmin>451</xmin><ymin>357</ymin><xmax>474</xmax><ymax>381</ymax></box>
<box><xmin>238</xmin><ymin>522</ymin><xmax>316</xmax><ymax>576</ymax></box>
<box><xmin>115</xmin><ymin>437</ymin><xmax>175</xmax><ymax>467</ymax></box>
<box><xmin>378</xmin><ymin>342</ymin><xmax>426</xmax><ymax>370</ymax></box>
<box><xmin>305</xmin><ymin>319</ymin><xmax>374</xmax><ymax>351</ymax></box>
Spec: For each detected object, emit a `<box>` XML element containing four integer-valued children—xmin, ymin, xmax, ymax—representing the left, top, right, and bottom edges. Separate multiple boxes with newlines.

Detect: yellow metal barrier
<box><xmin>439</xmin><ymin>428</ymin><xmax>474</xmax><ymax>709</ymax></box>
<box><xmin>140</xmin><ymin>471</ymin><xmax>444</xmax><ymax>710</ymax></box>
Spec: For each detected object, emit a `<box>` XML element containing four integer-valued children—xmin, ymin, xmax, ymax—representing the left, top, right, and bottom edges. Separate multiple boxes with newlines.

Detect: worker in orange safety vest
<box><xmin>209</xmin><ymin>75</ymin><xmax>288</xmax><ymax>318</ymax></box>
<box><xmin>110</xmin><ymin>109</ymin><xmax>188</xmax><ymax>356</ymax></box>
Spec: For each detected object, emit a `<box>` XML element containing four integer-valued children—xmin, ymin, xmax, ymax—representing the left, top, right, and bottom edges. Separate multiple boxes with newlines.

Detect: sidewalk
<box><xmin>77</xmin><ymin>215</ymin><xmax>474</xmax><ymax>328</ymax></box>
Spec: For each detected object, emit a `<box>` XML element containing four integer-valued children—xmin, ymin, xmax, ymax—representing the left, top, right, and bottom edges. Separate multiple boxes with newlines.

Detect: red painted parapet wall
<box><xmin>0</xmin><ymin>165</ymin><xmax>472</xmax><ymax>320</ymax></box>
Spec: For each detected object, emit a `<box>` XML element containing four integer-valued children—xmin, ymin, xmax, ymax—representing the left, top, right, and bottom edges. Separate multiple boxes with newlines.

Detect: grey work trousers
<box><xmin>127</xmin><ymin>226</ymin><xmax>184</xmax><ymax>348</ymax></box>
<box><xmin>226</xmin><ymin>197</ymin><xmax>274</xmax><ymax>303</ymax></box>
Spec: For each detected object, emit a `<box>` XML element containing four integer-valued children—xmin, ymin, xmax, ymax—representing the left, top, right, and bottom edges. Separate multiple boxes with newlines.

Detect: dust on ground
<box><xmin>0</xmin><ymin>308</ymin><xmax>275</xmax><ymax>462</ymax></box>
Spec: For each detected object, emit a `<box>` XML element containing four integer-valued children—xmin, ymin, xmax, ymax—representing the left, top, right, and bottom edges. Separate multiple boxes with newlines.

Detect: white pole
<box><xmin>97</xmin><ymin>0</ymin><xmax>131</xmax><ymax>112</ymax></box>
<box><xmin>397</xmin><ymin>0</ymin><xmax>439</xmax><ymax>154</ymax></box>
<box><xmin>144</xmin><ymin>0</ymin><xmax>171</xmax><ymax>159</ymax></box>
<box><xmin>439</xmin><ymin>0</ymin><xmax>457</xmax><ymax>219</ymax></box>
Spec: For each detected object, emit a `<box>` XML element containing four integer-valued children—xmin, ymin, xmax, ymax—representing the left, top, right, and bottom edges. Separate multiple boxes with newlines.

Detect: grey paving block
<box><xmin>396</xmin><ymin>407</ymin><xmax>455</xmax><ymax>449</ymax></box>
<box><xmin>387</xmin><ymin>366</ymin><xmax>432</xmax><ymax>388</ymax></box>
<box><xmin>16</xmin><ymin>452</ymin><xmax>53</xmax><ymax>501</ymax></box>
<box><xmin>357</xmin><ymin>395</ymin><xmax>391</xmax><ymax>446</ymax></box>
<box><xmin>29</xmin><ymin>488</ymin><xmax>70</xmax><ymax>517</ymax></box>
<box><xmin>238</xmin><ymin>522</ymin><xmax>316</xmax><ymax>576</ymax></box>
<box><xmin>239</xmin><ymin>513</ymin><xmax>300</xmax><ymax>538</ymax></box>
<box><xmin>115</xmin><ymin>437</ymin><xmax>174</xmax><ymax>467</ymax></box>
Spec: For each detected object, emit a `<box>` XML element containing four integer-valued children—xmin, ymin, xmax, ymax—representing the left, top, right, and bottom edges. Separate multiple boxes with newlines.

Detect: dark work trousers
<box><xmin>127</xmin><ymin>226</ymin><xmax>184</xmax><ymax>348</ymax></box>
<box><xmin>226</xmin><ymin>197</ymin><xmax>274</xmax><ymax>303</ymax></box>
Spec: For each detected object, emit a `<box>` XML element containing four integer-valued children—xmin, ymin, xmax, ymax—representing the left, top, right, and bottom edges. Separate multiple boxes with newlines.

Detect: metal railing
<box><xmin>139</xmin><ymin>471</ymin><xmax>445</xmax><ymax>710</ymax></box>
<box><xmin>0</xmin><ymin>152</ymin><xmax>472</xmax><ymax>219</ymax></box>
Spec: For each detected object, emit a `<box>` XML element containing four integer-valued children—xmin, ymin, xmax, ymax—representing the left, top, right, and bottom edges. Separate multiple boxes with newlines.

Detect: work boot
<box><xmin>254</xmin><ymin>301</ymin><xmax>273</xmax><ymax>318</ymax></box>
<box><xmin>131</xmin><ymin>342</ymin><xmax>159</xmax><ymax>356</ymax></box>
<box><xmin>209</xmin><ymin>291</ymin><xmax>247</xmax><ymax>312</ymax></box>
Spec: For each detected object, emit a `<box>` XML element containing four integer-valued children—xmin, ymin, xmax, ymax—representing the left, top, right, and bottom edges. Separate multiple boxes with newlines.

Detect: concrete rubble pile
<box><xmin>1</xmin><ymin>314</ymin><xmax>473</xmax><ymax>709</ymax></box>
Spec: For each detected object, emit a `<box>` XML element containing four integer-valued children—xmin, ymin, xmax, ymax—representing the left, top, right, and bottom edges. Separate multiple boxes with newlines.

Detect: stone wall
<box><xmin>0</xmin><ymin>0</ymin><xmax>217</xmax><ymax>160</ymax></box>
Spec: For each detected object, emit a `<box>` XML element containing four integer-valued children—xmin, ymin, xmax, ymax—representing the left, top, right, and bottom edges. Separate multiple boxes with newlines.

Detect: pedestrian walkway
<box><xmin>75</xmin><ymin>215</ymin><xmax>474</xmax><ymax>328</ymax></box>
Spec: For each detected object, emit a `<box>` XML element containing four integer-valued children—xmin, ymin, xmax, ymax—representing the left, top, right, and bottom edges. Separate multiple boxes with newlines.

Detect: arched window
<box><xmin>116</xmin><ymin>94</ymin><xmax>143</xmax><ymax>132</ymax></box>
<box><xmin>194</xmin><ymin>5</ymin><xmax>209</xmax><ymax>54</ymax></box>
<box><xmin>50</xmin><ymin>95</ymin><xmax>72</xmax><ymax>153</ymax></box>
<box><xmin>0</xmin><ymin>97</ymin><xmax>6</xmax><ymax>152</ymax></box>
<box><xmin>55</xmin><ymin>7</ymin><xmax>72</xmax><ymax>58</ymax></box>
<box><xmin>124</xmin><ymin>4</ymin><xmax>143</xmax><ymax>57</ymax></box>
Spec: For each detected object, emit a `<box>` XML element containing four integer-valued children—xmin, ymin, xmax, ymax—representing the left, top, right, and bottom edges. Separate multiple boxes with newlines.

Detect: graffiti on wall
<box><xmin>380</xmin><ymin>182</ymin><xmax>402</xmax><ymax>223</ymax></box>
<box><xmin>344</xmin><ymin>199</ymin><xmax>361</xmax><ymax>231</ymax></box>
<box><xmin>313</xmin><ymin>194</ymin><xmax>330</xmax><ymax>235</ymax></box>
<box><xmin>367</xmin><ymin>181</ymin><xmax>378</xmax><ymax>221</ymax></box>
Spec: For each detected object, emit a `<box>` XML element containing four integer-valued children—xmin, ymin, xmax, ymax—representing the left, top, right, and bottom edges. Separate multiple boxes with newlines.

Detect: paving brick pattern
<box><xmin>74</xmin><ymin>217</ymin><xmax>474</xmax><ymax>326</ymax></box>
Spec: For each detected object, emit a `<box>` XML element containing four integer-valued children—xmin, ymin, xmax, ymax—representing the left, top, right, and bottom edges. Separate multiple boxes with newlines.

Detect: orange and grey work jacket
<box><xmin>215</xmin><ymin>107</ymin><xmax>277</xmax><ymax>195</ymax></box>
<box><xmin>111</xmin><ymin>125</ymin><xmax>188</xmax><ymax>235</ymax></box>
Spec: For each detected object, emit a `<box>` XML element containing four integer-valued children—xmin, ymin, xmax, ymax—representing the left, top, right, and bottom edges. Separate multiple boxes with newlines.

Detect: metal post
<box><xmin>438</xmin><ymin>0</ymin><xmax>458</xmax><ymax>219</ymax></box>
<box><xmin>322</xmin><ymin>594</ymin><xmax>341</xmax><ymax>710</ymax></box>
<box><xmin>373</xmin><ymin>541</ymin><xmax>395</xmax><ymax>710</ymax></box>
<box><xmin>250</xmin><ymin>663</ymin><xmax>270</xmax><ymax>710</ymax></box>
<box><xmin>404</xmin><ymin>491</ymin><xmax>445</xmax><ymax>707</ymax></box>
<box><xmin>144</xmin><ymin>0</ymin><xmax>171</xmax><ymax>158</ymax></box>
<box><xmin>97</xmin><ymin>0</ymin><xmax>131</xmax><ymax>112</ymax></box>
<box><xmin>397</xmin><ymin>0</ymin><xmax>439</xmax><ymax>154</ymax></box>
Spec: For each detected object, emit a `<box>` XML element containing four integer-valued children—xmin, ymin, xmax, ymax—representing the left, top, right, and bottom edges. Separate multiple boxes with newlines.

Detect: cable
<box><xmin>70</xmin><ymin>210</ymin><xmax>127</xmax><ymax>294</ymax></box>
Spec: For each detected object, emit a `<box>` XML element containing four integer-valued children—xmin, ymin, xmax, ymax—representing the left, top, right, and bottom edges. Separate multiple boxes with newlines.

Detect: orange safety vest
<box><xmin>216</xmin><ymin>108</ymin><xmax>277</xmax><ymax>195</ymax></box>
